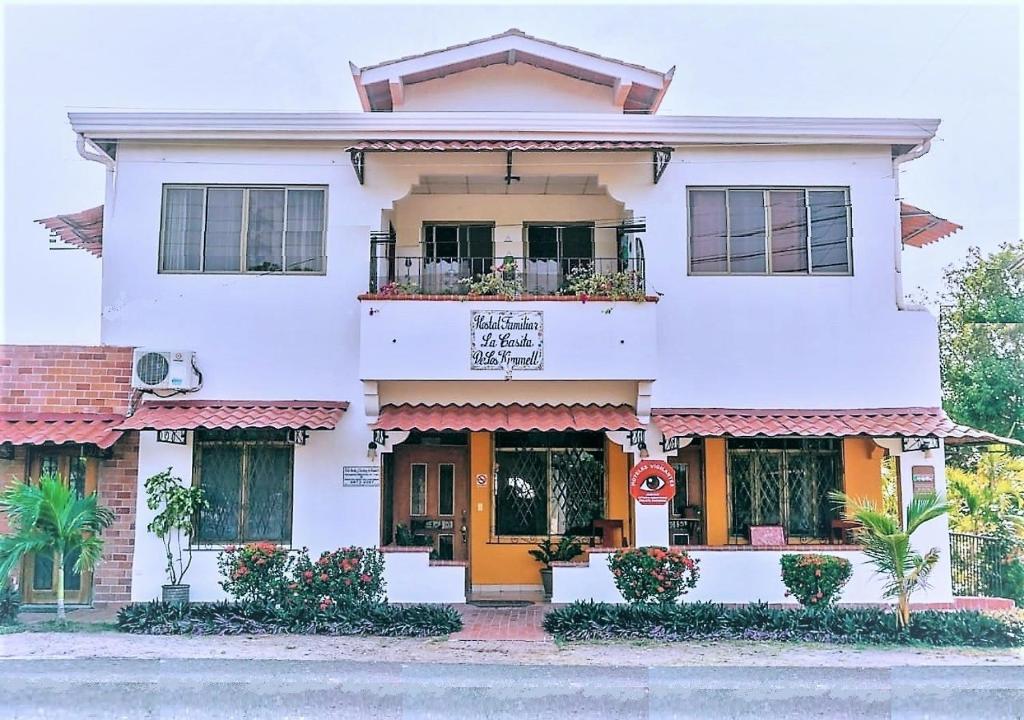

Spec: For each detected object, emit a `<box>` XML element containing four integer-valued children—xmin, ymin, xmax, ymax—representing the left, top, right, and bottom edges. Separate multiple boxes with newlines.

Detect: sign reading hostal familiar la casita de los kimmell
<box><xmin>470</xmin><ymin>310</ymin><xmax>543</xmax><ymax>371</ymax></box>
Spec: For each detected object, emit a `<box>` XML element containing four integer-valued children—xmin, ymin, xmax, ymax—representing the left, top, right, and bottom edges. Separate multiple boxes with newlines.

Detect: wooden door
<box><xmin>21</xmin><ymin>448</ymin><xmax>98</xmax><ymax>605</ymax></box>
<box><xmin>392</xmin><ymin>445</ymin><xmax>470</xmax><ymax>561</ymax></box>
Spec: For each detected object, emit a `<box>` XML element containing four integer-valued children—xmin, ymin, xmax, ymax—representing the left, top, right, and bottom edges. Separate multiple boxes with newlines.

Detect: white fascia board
<box><xmin>357</xmin><ymin>35</ymin><xmax>665</xmax><ymax>89</ymax></box>
<box><xmin>68</xmin><ymin>112</ymin><xmax>940</xmax><ymax>146</ymax></box>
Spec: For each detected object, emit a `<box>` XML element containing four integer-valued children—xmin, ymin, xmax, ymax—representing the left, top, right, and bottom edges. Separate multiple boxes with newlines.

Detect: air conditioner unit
<box><xmin>131</xmin><ymin>349</ymin><xmax>200</xmax><ymax>391</ymax></box>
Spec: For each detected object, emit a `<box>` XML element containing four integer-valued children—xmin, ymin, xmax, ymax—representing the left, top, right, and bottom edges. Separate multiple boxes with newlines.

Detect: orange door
<box><xmin>391</xmin><ymin>445</ymin><xmax>470</xmax><ymax>561</ymax></box>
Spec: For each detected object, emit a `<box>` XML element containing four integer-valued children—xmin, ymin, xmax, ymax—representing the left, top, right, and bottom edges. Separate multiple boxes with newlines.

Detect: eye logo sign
<box><xmin>628</xmin><ymin>460</ymin><xmax>676</xmax><ymax>505</ymax></box>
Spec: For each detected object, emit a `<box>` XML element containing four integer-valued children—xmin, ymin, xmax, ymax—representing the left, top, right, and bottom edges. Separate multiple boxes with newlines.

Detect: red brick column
<box><xmin>93</xmin><ymin>433</ymin><xmax>139</xmax><ymax>605</ymax></box>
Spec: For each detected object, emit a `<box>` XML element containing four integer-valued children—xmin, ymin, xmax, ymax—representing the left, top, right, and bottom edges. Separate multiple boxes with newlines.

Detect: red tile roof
<box><xmin>35</xmin><ymin>206</ymin><xmax>104</xmax><ymax>257</ymax></box>
<box><xmin>0</xmin><ymin>412</ymin><xmax>124</xmax><ymax>449</ymax></box>
<box><xmin>374</xmin><ymin>403</ymin><xmax>641</xmax><ymax>432</ymax></box>
<box><xmin>117</xmin><ymin>400</ymin><xmax>349</xmax><ymax>431</ymax></box>
<box><xmin>652</xmin><ymin>407</ymin><xmax>1019</xmax><ymax>445</ymax></box>
<box><xmin>901</xmin><ymin>202</ymin><xmax>962</xmax><ymax>248</ymax></box>
<box><xmin>347</xmin><ymin>140</ymin><xmax>668</xmax><ymax>152</ymax></box>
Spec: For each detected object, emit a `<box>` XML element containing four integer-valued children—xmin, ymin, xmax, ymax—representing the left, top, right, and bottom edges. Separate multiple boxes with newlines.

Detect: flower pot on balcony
<box><xmin>539</xmin><ymin>568</ymin><xmax>553</xmax><ymax>601</ymax></box>
<box><xmin>162</xmin><ymin>584</ymin><xmax>190</xmax><ymax>607</ymax></box>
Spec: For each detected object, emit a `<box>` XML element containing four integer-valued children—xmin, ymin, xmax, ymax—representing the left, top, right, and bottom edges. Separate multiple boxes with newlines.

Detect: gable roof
<box><xmin>36</xmin><ymin>205</ymin><xmax>104</xmax><ymax>257</ymax></box>
<box><xmin>350</xmin><ymin>28</ymin><xmax>674</xmax><ymax>114</ymax></box>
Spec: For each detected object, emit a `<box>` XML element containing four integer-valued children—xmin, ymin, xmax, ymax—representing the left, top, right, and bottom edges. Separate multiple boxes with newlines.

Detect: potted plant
<box><xmin>144</xmin><ymin>468</ymin><xmax>208</xmax><ymax>606</ymax></box>
<box><xmin>529</xmin><ymin>535</ymin><xmax>584</xmax><ymax>600</ymax></box>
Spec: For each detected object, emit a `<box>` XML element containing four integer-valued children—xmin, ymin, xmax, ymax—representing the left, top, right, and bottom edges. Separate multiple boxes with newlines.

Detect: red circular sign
<box><xmin>628</xmin><ymin>460</ymin><xmax>676</xmax><ymax>505</ymax></box>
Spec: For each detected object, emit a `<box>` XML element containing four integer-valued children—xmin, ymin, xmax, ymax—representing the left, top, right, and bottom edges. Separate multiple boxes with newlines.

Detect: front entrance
<box><xmin>21</xmin><ymin>447</ymin><xmax>98</xmax><ymax>605</ymax></box>
<box><xmin>390</xmin><ymin>441</ymin><xmax>470</xmax><ymax>562</ymax></box>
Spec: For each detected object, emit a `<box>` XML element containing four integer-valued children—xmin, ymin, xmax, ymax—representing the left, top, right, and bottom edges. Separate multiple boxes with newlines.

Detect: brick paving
<box><xmin>449</xmin><ymin>604</ymin><xmax>553</xmax><ymax>642</ymax></box>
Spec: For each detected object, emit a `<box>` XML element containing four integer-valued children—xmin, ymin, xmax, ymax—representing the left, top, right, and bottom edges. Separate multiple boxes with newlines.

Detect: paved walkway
<box><xmin>450</xmin><ymin>603</ymin><xmax>553</xmax><ymax>641</ymax></box>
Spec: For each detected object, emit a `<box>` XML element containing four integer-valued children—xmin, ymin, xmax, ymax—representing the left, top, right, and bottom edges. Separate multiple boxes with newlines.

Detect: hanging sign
<box><xmin>911</xmin><ymin>465</ymin><xmax>936</xmax><ymax>497</ymax></box>
<box><xmin>628</xmin><ymin>460</ymin><xmax>677</xmax><ymax>505</ymax></box>
<box><xmin>342</xmin><ymin>465</ymin><xmax>380</xmax><ymax>487</ymax></box>
<box><xmin>470</xmin><ymin>311</ymin><xmax>543</xmax><ymax>371</ymax></box>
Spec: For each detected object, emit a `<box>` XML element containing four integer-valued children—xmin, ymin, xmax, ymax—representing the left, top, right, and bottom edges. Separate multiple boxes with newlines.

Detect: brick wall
<box><xmin>0</xmin><ymin>345</ymin><xmax>133</xmax><ymax>414</ymax></box>
<box><xmin>94</xmin><ymin>434</ymin><xmax>139</xmax><ymax>604</ymax></box>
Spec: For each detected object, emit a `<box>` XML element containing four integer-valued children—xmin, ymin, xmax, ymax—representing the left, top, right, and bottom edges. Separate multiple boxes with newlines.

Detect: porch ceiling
<box><xmin>651</xmin><ymin>407</ymin><xmax>1021</xmax><ymax>445</ymax></box>
<box><xmin>117</xmin><ymin>400</ymin><xmax>349</xmax><ymax>431</ymax></box>
<box><xmin>0</xmin><ymin>412</ymin><xmax>124</xmax><ymax>449</ymax></box>
<box><xmin>374</xmin><ymin>403</ymin><xmax>641</xmax><ymax>432</ymax></box>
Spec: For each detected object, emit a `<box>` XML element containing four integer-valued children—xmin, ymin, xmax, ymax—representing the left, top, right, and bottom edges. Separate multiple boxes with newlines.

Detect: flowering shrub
<box><xmin>459</xmin><ymin>262</ymin><xmax>522</xmax><ymax>296</ymax></box>
<box><xmin>779</xmin><ymin>554</ymin><xmax>853</xmax><ymax>608</ymax></box>
<box><xmin>564</xmin><ymin>266</ymin><xmax>644</xmax><ymax>301</ymax></box>
<box><xmin>378</xmin><ymin>280</ymin><xmax>421</xmax><ymax>296</ymax></box>
<box><xmin>608</xmin><ymin>546</ymin><xmax>700</xmax><ymax>604</ymax></box>
<box><xmin>289</xmin><ymin>546</ymin><xmax>386</xmax><ymax>606</ymax></box>
<box><xmin>217</xmin><ymin>542</ymin><xmax>294</xmax><ymax>604</ymax></box>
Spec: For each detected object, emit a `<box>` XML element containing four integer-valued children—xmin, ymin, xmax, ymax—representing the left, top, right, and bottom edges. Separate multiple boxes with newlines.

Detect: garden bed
<box><xmin>544</xmin><ymin>601</ymin><xmax>1024</xmax><ymax>648</ymax></box>
<box><xmin>117</xmin><ymin>600</ymin><xmax>462</xmax><ymax>637</ymax></box>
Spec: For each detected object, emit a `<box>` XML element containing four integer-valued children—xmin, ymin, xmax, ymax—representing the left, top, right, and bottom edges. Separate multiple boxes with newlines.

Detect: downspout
<box><xmin>891</xmin><ymin>140</ymin><xmax>931</xmax><ymax>310</ymax></box>
<box><xmin>76</xmin><ymin>134</ymin><xmax>117</xmax><ymax>222</ymax></box>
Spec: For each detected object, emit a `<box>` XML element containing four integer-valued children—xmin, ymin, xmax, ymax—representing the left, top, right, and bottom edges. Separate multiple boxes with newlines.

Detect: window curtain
<box><xmin>285</xmin><ymin>189</ymin><xmax>325</xmax><ymax>272</ymax></box>
<box><xmin>204</xmin><ymin>188</ymin><xmax>243</xmax><ymax>272</ymax></box>
<box><xmin>161</xmin><ymin>188</ymin><xmax>204</xmax><ymax>271</ymax></box>
<box><xmin>769</xmin><ymin>190</ymin><xmax>808</xmax><ymax>273</ymax></box>
<box><xmin>809</xmin><ymin>191</ymin><xmax>850</xmax><ymax>273</ymax></box>
<box><xmin>689</xmin><ymin>190</ymin><xmax>727</xmax><ymax>272</ymax></box>
<box><xmin>247</xmin><ymin>189</ymin><xmax>285</xmax><ymax>271</ymax></box>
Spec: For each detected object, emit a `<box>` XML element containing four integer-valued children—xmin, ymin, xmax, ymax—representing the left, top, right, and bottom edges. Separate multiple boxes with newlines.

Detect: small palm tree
<box><xmin>0</xmin><ymin>474</ymin><xmax>115</xmax><ymax>621</ymax></box>
<box><xmin>832</xmin><ymin>491</ymin><xmax>950</xmax><ymax>629</ymax></box>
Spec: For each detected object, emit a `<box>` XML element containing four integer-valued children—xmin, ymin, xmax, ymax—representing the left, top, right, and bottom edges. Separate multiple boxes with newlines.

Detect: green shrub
<box><xmin>288</xmin><ymin>546</ymin><xmax>386</xmax><ymax>607</ymax></box>
<box><xmin>115</xmin><ymin>600</ymin><xmax>462</xmax><ymax>637</ymax></box>
<box><xmin>0</xmin><ymin>581</ymin><xmax>19</xmax><ymax>625</ymax></box>
<box><xmin>608</xmin><ymin>546</ymin><xmax>699</xmax><ymax>604</ymax></box>
<box><xmin>216</xmin><ymin>542</ymin><xmax>294</xmax><ymax>604</ymax></box>
<box><xmin>779</xmin><ymin>554</ymin><xmax>853</xmax><ymax>608</ymax></box>
<box><xmin>543</xmin><ymin>601</ymin><xmax>1024</xmax><ymax>648</ymax></box>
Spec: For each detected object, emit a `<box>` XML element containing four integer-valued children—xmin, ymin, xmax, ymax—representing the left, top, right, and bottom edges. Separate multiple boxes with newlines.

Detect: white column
<box><xmin>608</xmin><ymin>428</ymin><xmax>671</xmax><ymax>548</ymax></box>
<box><xmin>895</xmin><ymin>443</ymin><xmax>954</xmax><ymax>602</ymax></box>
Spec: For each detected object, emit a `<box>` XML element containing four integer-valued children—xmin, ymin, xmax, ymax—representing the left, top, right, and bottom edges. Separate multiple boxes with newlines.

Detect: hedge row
<box><xmin>543</xmin><ymin>601</ymin><xmax>1024</xmax><ymax>648</ymax></box>
<box><xmin>117</xmin><ymin>600</ymin><xmax>462</xmax><ymax>637</ymax></box>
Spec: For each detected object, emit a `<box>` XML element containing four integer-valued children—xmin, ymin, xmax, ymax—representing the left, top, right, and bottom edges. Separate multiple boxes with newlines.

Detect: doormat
<box><xmin>466</xmin><ymin>600</ymin><xmax>535</xmax><ymax>608</ymax></box>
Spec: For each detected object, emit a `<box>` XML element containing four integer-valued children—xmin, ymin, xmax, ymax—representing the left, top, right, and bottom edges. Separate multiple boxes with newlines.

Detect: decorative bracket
<box><xmin>505</xmin><ymin>150</ymin><xmax>521</xmax><ymax>186</ymax></box>
<box><xmin>653</xmin><ymin>148</ymin><xmax>672</xmax><ymax>184</ymax></box>
<box><xmin>350</xmin><ymin>150</ymin><xmax>365</xmax><ymax>185</ymax></box>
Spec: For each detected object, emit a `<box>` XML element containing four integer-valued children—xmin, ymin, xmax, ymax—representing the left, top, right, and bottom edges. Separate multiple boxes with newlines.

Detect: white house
<box><xmin>39</xmin><ymin>29</ymin><xmax>1004</xmax><ymax>606</ymax></box>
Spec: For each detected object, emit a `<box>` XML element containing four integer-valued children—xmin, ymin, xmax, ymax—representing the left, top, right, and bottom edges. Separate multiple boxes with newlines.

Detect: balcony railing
<box><xmin>368</xmin><ymin>246</ymin><xmax>646</xmax><ymax>299</ymax></box>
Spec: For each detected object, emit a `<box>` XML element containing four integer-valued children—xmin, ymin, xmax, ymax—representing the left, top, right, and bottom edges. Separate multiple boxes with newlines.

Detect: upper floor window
<box><xmin>688</xmin><ymin>188</ymin><xmax>851</xmax><ymax>275</ymax></box>
<box><xmin>160</xmin><ymin>185</ymin><xmax>326</xmax><ymax>274</ymax></box>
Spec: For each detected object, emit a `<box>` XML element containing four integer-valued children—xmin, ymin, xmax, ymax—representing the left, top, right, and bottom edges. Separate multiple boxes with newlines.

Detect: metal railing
<box><xmin>950</xmin><ymin>532</ymin><xmax>1006</xmax><ymax>597</ymax></box>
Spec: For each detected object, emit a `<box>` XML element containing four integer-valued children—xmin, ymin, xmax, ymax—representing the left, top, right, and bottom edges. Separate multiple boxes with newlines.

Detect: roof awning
<box><xmin>346</xmin><ymin>140</ymin><xmax>669</xmax><ymax>152</ymax></box>
<box><xmin>36</xmin><ymin>206</ymin><xmax>104</xmax><ymax>257</ymax></box>
<box><xmin>901</xmin><ymin>202</ymin><xmax>962</xmax><ymax>247</ymax></box>
<box><xmin>118</xmin><ymin>400</ymin><xmax>348</xmax><ymax>431</ymax></box>
<box><xmin>0</xmin><ymin>413</ymin><xmax>124</xmax><ymax>449</ymax></box>
<box><xmin>374</xmin><ymin>403</ymin><xmax>641</xmax><ymax>432</ymax></box>
<box><xmin>652</xmin><ymin>407</ymin><xmax>1020</xmax><ymax>445</ymax></box>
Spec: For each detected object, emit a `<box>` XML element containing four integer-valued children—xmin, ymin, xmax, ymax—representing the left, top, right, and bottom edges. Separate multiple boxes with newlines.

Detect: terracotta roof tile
<box><xmin>36</xmin><ymin>206</ymin><xmax>104</xmax><ymax>257</ymax></box>
<box><xmin>901</xmin><ymin>202</ymin><xmax>961</xmax><ymax>248</ymax></box>
<box><xmin>118</xmin><ymin>400</ymin><xmax>348</xmax><ymax>431</ymax></box>
<box><xmin>347</xmin><ymin>140</ymin><xmax>668</xmax><ymax>152</ymax></box>
<box><xmin>652</xmin><ymin>407</ymin><xmax>1019</xmax><ymax>445</ymax></box>
<box><xmin>0</xmin><ymin>412</ymin><xmax>124</xmax><ymax>449</ymax></box>
<box><xmin>374</xmin><ymin>403</ymin><xmax>641</xmax><ymax>432</ymax></box>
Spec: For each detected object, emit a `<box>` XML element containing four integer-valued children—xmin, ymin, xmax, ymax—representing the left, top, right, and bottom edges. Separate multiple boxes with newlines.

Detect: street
<box><xmin>2</xmin><ymin>658</ymin><xmax>1023</xmax><ymax>719</ymax></box>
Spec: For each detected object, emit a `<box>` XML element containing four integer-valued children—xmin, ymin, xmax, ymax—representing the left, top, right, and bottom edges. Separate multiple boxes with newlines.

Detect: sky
<box><xmin>2</xmin><ymin>1</ymin><xmax>1020</xmax><ymax>344</ymax></box>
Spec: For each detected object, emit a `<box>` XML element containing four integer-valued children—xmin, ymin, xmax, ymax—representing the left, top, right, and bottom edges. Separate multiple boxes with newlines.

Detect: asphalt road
<box><xmin>1</xmin><ymin>658</ymin><xmax>1022</xmax><ymax>719</ymax></box>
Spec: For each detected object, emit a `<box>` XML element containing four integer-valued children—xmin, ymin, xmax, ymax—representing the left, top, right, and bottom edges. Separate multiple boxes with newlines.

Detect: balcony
<box><xmin>358</xmin><ymin>245</ymin><xmax>657</xmax><ymax>382</ymax></box>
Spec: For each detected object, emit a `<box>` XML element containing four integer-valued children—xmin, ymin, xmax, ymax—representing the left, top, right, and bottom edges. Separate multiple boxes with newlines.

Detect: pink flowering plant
<box><xmin>217</xmin><ymin>542</ymin><xmax>294</xmax><ymax>604</ymax></box>
<box><xmin>779</xmin><ymin>554</ymin><xmax>853</xmax><ymax>609</ymax></box>
<box><xmin>289</xmin><ymin>546</ymin><xmax>386</xmax><ymax>606</ymax></box>
<box><xmin>609</xmin><ymin>546</ymin><xmax>700</xmax><ymax>604</ymax></box>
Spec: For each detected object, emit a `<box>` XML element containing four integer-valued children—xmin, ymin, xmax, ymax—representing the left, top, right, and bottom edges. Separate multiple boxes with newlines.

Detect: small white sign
<box><xmin>342</xmin><ymin>465</ymin><xmax>380</xmax><ymax>487</ymax></box>
<box><xmin>470</xmin><ymin>310</ymin><xmax>544</xmax><ymax>371</ymax></box>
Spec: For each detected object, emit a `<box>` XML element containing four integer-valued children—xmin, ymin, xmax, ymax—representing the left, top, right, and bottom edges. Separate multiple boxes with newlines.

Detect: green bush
<box><xmin>0</xmin><ymin>582</ymin><xmax>19</xmax><ymax>625</ymax></box>
<box><xmin>779</xmin><ymin>554</ymin><xmax>853</xmax><ymax>608</ymax></box>
<box><xmin>543</xmin><ymin>601</ymin><xmax>1024</xmax><ymax>648</ymax></box>
<box><xmin>288</xmin><ymin>546</ymin><xmax>386</xmax><ymax>607</ymax></box>
<box><xmin>608</xmin><ymin>546</ymin><xmax>699</xmax><ymax>604</ymax></box>
<box><xmin>116</xmin><ymin>600</ymin><xmax>462</xmax><ymax>637</ymax></box>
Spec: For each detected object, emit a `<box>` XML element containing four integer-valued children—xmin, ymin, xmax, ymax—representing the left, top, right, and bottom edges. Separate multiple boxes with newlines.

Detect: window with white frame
<box><xmin>688</xmin><ymin>188</ymin><xmax>852</xmax><ymax>275</ymax></box>
<box><xmin>160</xmin><ymin>185</ymin><xmax>326</xmax><ymax>273</ymax></box>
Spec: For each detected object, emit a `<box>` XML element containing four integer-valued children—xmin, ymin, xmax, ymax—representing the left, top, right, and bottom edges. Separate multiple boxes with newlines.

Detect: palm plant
<box><xmin>831</xmin><ymin>491</ymin><xmax>950</xmax><ymax>629</ymax></box>
<box><xmin>0</xmin><ymin>474</ymin><xmax>115</xmax><ymax>621</ymax></box>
